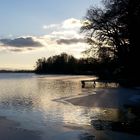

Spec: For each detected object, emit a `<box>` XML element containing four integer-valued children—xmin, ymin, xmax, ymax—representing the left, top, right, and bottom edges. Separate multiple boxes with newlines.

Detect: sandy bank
<box><xmin>66</xmin><ymin>88</ymin><xmax>140</xmax><ymax>108</ymax></box>
<box><xmin>65</xmin><ymin>88</ymin><xmax>140</xmax><ymax>140</ymax></box>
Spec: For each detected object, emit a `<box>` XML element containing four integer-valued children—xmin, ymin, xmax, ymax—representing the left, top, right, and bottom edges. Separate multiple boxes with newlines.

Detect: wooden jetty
<box><xmin>81</xmin><ymin>79</ymin><xmax>118</xmax><ymax>88</ymax></box>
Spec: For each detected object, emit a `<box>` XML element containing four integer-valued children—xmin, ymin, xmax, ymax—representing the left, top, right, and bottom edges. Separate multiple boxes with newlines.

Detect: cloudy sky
<box><xmin>0</xmin><ymin>0</ymin><xmax>101</xmax><ymax>70</ymax></box>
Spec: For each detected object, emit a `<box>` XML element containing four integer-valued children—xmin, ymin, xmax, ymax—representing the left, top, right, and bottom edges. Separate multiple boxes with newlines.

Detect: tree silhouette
<box><xmin>128</xmin><ymin>0</ymin><xmax>140</xmax><ymax>82</ymax></box>
<box><xmin>35</xmin><ymin>53</ymin><xmax>99</xmax><ymax>75</ymax></box>
<box><xmin>81</xmin><ymin>0</ymin><xmax>140</xmax><ymax>84</ymax></box>
<box><xmin>81</xmin><ymin>0</ymin><xmax>129</xmax><ymax>64</ymax></box>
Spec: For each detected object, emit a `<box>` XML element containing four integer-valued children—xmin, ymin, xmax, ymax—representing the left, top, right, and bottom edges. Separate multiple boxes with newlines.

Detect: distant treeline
<box><xmin>35</xmin><ymin>53</ymin><xmax>94</xmax><ymax>74</ymax></box>
<box><xmin>35</xmin><ymin>53</ymin><xmax>118</xmax><ymax>77</ymax></box>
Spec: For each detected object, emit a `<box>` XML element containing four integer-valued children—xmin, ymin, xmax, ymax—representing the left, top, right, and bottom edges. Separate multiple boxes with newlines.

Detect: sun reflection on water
<box><xmin>0</xmin><ymin>74</ymin><xmax>139</xmax><ymax>140</ymax></box>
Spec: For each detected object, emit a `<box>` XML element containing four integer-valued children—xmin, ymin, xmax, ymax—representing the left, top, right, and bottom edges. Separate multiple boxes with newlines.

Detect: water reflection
<box><xmin>91</xmin><ymin>105</ymin><xmax>140</xmax><ymax>135</ymax></box>
<box><xmin>1</xmin><ymin>96</ymin><xmax>34</xmax><ymax>110</ymax></box>
<box><xmin>0</xmin><ymin>74</ymin><xmax>98</xmax><ymax>140</ymax></box>
<box><xmin>79</xmin><ymin>133</ymin><xmax>95</xmax><ymax>140</ymax></box>
<box><xmin>0</xmin><ymin>73</ymin><xmax>140</xmax><ymax>140</ymax></box>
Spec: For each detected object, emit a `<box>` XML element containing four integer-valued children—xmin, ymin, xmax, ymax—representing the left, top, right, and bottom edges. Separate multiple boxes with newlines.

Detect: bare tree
<box><xmin>81</xmin><ymin>0</ymin><xmax>129</xmax><ymax>65</ymax></box>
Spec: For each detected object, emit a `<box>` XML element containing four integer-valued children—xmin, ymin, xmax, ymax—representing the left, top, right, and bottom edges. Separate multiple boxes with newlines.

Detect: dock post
<box><xmin>81</xmin><ymin>81</ymin><xmax>85</xmax><ymax>88</ymax></box>
<box><xmin>93</xmin><ymin>80</ymin><xmax>96</xmax><ymax>88</ymax></box>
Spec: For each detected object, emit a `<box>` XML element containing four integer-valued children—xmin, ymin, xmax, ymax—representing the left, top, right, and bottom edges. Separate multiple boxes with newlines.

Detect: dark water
<box><xmin>0</xmin><ymin>73</ymin><xmax>140</xmax><ymax>140</ymax></box>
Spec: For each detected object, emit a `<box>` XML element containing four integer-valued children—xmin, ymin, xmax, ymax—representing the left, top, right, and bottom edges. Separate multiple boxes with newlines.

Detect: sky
<box><xmin>0</xmin><ymin>0</ymin><xmax>101</xmax><ymax>70</ymax></box>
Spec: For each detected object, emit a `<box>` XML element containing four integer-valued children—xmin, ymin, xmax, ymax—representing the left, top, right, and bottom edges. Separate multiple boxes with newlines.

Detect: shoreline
<box><xmin>64</xmin><ymin>88</ymin><xmax>140</xmax><ymax>139</ymax></box>
<box><xmin>65</xmin><ymin>88</ymin><xmax>140</xmax><ymax>108</ymax></box>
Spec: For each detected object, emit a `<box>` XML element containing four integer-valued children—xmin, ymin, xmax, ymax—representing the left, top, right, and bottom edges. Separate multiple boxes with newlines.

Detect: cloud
<box><xmin>62</xmin><ymin>18</ymin><xmax>82</xmax><ymax>29</ymax></box>
<box><xmin>57</xmin><ymin>38</ymin><xmax>85</xmax><ymax>45</ymax></box>
<box><xmin>0</xmin><ymin>37</ymin><xmax>43</xmax><ymax>47</ymax></box>
<box><xmin>7</xmin><ymin>47</ymin><xmax>35</xmax><ymax>52</ymax></box>
<box><xmin>51</xmin><ymin>30</ymin><xmax>81</xmax><ymax>39</ymax></box>
<box><xmin>43</xmin><ymin>24</ymin><xmax>58</xmax><ymax>29</ymax></box>
<box><xmin>0</xmin><ymin>18</ymin><xmax>88</xmax><ymax>55</ymax></box>
<box><xmin>42</xmin><ymin>18</ymin><xmax>82</xmax><ymax>31</ymax></box>
<box><xmin>41</xmin><ymin>18</ymin><xmax>84</xmax><ymax>45</ymax></box>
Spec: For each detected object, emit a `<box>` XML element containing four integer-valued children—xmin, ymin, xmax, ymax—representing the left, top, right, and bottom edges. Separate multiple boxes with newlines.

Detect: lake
<box><xmin>0</xmin><ymin>73</ymin><xmax>140</xmax><ymax>140</ymax></box>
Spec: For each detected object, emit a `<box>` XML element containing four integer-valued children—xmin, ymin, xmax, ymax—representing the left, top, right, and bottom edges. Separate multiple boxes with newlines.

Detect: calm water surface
<box><xmin>0</xmin><ymin>73</ymin><xmax>140</xmax><ymax>140</ymax></box>
<box><xmin>0</xmin><ymin>73</ymin><xmax>98</xmax><ymax>140</ymax></box>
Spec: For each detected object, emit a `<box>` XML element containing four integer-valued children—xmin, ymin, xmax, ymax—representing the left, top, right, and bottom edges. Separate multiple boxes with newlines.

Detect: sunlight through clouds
<box><xmin>0</xmin><ymin>18</ymin><xmax>89</xmax><ymax>69</ymax></box>
<box><xmin>0</xmin><ymin>0</ymin><xmax>101</xmax><ymax>70</ymax></box>
<box><xmin>62</xmin><ymin>18</ymin><xmax>82</xmax><ymax>29</ymax></box>
<box><xmin>0</xmin><ymin>18</ymin><xmax>86</xmax><ymax>52</ymax></box>
<box><xmin>42</xmin><ymin>18</ymin><xmax>82</xmax><ymax>30</ymax></box>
